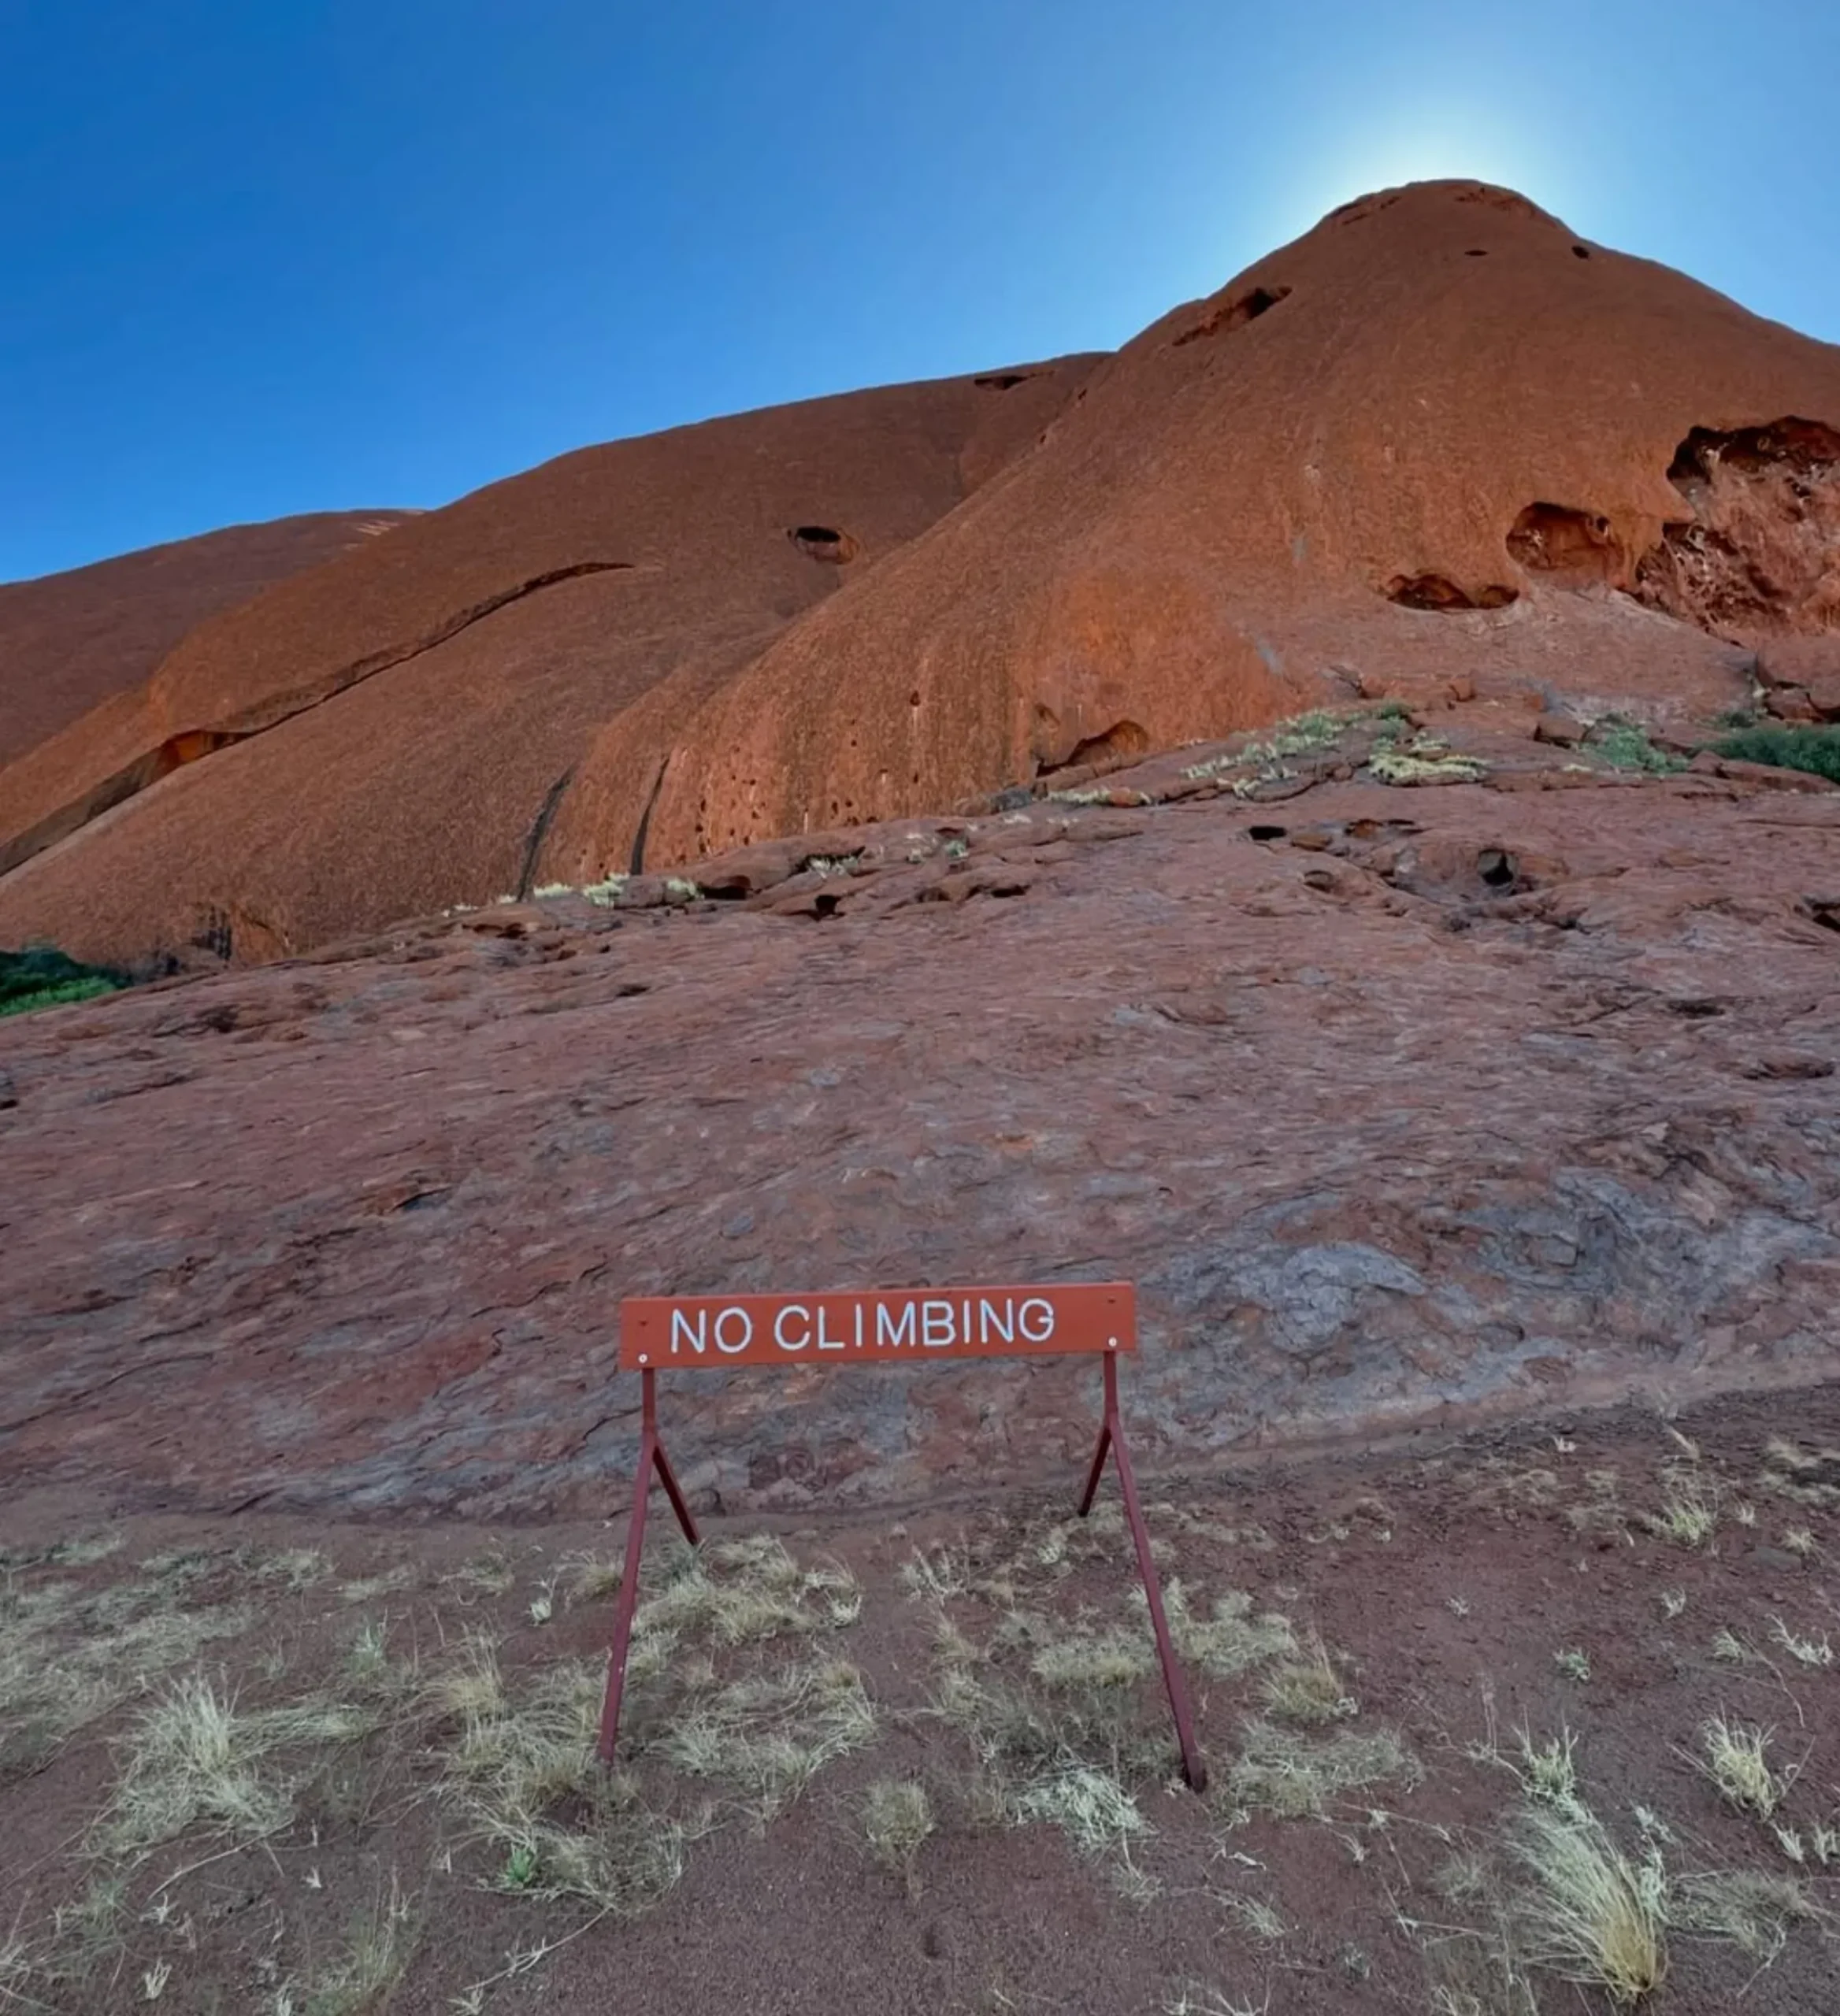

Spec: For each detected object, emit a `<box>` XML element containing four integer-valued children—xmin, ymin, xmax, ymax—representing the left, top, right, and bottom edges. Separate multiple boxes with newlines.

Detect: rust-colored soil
<box><xmin>3</xmin><ymin>1385</ymin><xmax>1837</xmax><ymax>2015</ymax></box>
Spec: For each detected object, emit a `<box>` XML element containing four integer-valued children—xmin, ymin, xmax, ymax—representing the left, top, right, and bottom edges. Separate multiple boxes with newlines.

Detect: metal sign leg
<box><xmin>1077</xmin><ymin>1351</ymin><xmax>1208</xmax><ymax>1792</ymax></box>
<box><xmin>597</xmin><ymin>1367</ymin><xmax>699</xmax><ymax>1763</ymax></box>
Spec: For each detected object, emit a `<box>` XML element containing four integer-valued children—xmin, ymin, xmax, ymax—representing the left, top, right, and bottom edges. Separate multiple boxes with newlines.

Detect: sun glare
<box><xmin>1269</xmin><ymin>106</ymin><xmax>1573</xmax><ymax>246</ymax></box>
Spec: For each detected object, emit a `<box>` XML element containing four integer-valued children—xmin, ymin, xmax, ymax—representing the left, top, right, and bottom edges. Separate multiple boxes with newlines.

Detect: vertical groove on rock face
<box><xmin>629</xmin><ymin>754</ymin><xmax>672</xmax><ymax>876</ymax></box>
<box><xmin>515</xmin><ymin>768</ymin><xmax>577</xmax><ymax>901</ymax></box>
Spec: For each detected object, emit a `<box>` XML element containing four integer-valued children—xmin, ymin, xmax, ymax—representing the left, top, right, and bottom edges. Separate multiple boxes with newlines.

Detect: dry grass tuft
<box><xmin>1029</xmin><ymin>1626</ymin><xmax>1155</xmax><ymax>1693</ymax></box>
<box><xmin>1694</xmin><ymin>1714</ymin><xmax>1790</xmax><ymax>1819</ymax></box>
<box><xmin>1162</xmin><ymin>1582</ymin><xmax>1297</xmax><ymax>1678</ymax></box>
<box><xmin>558</xmin><ymin>1550</ymin><xmax>625</xmax><ymax>1606</ymax></box>
<box><xmin>1219</xmin><ymin>1892</ymin><xmax>1287</xmax><ymax>1944</ymax></box>
<box><xmin>292</xmin><ymin>1872</ymin><xmax>416</xmax><ymax>2015</ymax></box>
<box><xmin>337</xmin><ymin>1565</ymin><xmax>416</xmax><ymax>1605</ymax></box>
<box><xmin>1509</xmin><ymin>1722</ymin><xmax>1580</xmax><ymax>1811</ymax></box>
<box><xmin>432</xmin><ymin>1642</ymin><xmax>691</xmax><ymax>1914</ymax></box>
<box><xmin>1767</xmin><ymin>1614</ymin><xmax>1833</xmax><ymax>1668</ymax></box>
<box><xmin>631</xmin><ymin>1537</ymin><xmax>860</xmax><ymax>1659</ymax></box>
<box><xmin>1012</xmin><ymin>1763</ymin><xmax>1148</xmax><ymax>1855</ymax></box>
<box><xmin>1508</xmin><ymin>1803</ymin><xmax>1668</xmax><ymax>2005</ymax></box>
<box><xmin>647</xmin><ymin>1656</ymin><xmax>877</xmax><ymax>1823</ymax></box>
<box><xmin>1224</xmin><ymin>1721</ymin><xmax>1418</xmax><ymax>1820</ymax></box>
<box><xmin>254</xmin><ymin>1548</ymin><xmax>332</xmax><ymax>1592</ymax></box>
<box><xmin>0</xmin><ymin>1566</ymin><xmax>258</xmax><ymax>1769</ymax></box>
<box><xmin>102</xmin><ymin>1675</ymin><xmax>375</xmax><ymax>1855</ymax></box>
<box><xmin>900</xmin><ymin>1545</ymin><xmax>970</xmax><ymax>1603</ymax></box>
<box><xmin>1759</xmin><ymin>1437</ymin><xmax>1840</xmax><ymax>1509</ymax></box>
<box><xmin>1642</xmin><ymin>1468</ymin><xmax>1719</xmax><ymax>1547</ymax></box>
<box><xmin>1163</xmin><ymin>1984</ymin><xmax>1269</xmax><ymax>2016</ymax></box>
<box><xmin>928</xmin><ymin>1639</ymin><xmax>1167</xmax><ymax>1861</ymax></box>
<box><xmin>861</xmin><ymin>1778</ymin><xmax>935</xmax><ymax>1878</ymax></box>
<box><xmin>1259</xmin><ymin>1631</ymin><xmax>1355</xmax><ymax>1725</ymax></box>
<box><xmin>1676</xmin><ymin>1869</ymin><xmax>1821</xmax><ymax>1963</ymax></box>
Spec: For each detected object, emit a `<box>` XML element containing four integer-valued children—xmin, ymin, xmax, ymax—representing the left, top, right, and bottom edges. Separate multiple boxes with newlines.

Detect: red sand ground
<box><xmin>3</xmin><ymin>1387</ymin><xmax>1836</xmax><ymax>2014</ymax></box>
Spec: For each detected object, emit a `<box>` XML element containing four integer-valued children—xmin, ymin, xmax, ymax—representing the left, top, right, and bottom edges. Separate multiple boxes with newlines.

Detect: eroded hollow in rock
<box><xmin>1062</xmin><ymin>718</ymin><xmax>1150</xmax><ymax>769</ymax></box>
<box><xmin>1508</xmin><ymin>502</ymin><xmax>1622</xmax><ymax>586</ymax></box>
<box><xmin>789</xmin><ymin>525</ymin><xmax>859</xmax><ymax>563</ymax></box>
<box><xmin>973</xmin><ymin>371</ymin><xmax>1037</xmax><ymax>391</ymax></box>
<box><xmin>1635</xmin><ymin>417</ymin><xmax>1840</xmax><ymax>639</ymax></box>
<box><xmin>1385</xmin><ymin>573</ymin><xmax>1518</xmax><ymax>612</ymax></box>
<box><xmin>1173</xmin><ymin>284</ymin><xmax>1293</xmax><ymax>347</ymax></box>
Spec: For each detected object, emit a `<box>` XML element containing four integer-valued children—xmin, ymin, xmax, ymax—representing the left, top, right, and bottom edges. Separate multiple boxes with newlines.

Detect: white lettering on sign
<box><xmin>661</xmin><ymin>1292</ymin><xmax>1069</xmax><ymax>1360</ymax></box>
<box><xmin>875</xmin><ymin>1303</ymin><xmax>916</xmax><ymax>1350</ymax></box>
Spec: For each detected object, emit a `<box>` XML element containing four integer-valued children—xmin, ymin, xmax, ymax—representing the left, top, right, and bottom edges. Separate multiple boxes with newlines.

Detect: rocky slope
<box><xmin>4</xmin><ymin>716</ymin><xmax>1835</xmax><ymax>1518</ymax></box>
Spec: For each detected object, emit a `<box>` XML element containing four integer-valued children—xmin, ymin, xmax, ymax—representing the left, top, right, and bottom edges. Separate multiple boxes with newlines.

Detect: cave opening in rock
<box><xmin>1507</xmin><ymin>502</ymin><xmax>1621</xmax><ymax>586</ymax></box>
<box><xmin>789</xmin><ymin>525</ymin><xmax>859</xmax><ymax>563</ymax></box>
<box><xmin>1173</xmin><ymin>284</ymin><xmax>1293</xmax><ymax>347</ymax></box>
<box><xmin>1384</xmin><ymin>574</ymin><xmax>1518</xmax><ymax>612</ymax></box>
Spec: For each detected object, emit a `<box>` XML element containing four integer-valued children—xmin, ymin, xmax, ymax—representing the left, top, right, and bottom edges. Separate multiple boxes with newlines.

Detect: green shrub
<box><xmin>1590</xmin><ymin>717</ymin><xmax>1686</xmax><ymax>774</ymax></box>
<box><xmin>0</xmin><ymin>946</ymin><xmax>125</xmax><ymax>1018</ymax></box>
<box><xmin>1713</xmin><ymin>724</ymin><xmax>1840</xmax><ymax>786</ymax></box>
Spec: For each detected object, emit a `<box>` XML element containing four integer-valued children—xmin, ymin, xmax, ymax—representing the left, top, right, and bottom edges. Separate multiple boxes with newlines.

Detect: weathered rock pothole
<box><xmin>1636</xmin><ymin>417</ymin><xmax>1840</xmax><ymax>640</ymax></box>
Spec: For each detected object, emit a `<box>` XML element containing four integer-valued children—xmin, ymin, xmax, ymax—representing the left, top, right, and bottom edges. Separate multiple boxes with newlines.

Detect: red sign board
<box><xmin>618</xmin><ymin>1281</ymin><xmax>1134</xmax><ymax>1371</ymax></box>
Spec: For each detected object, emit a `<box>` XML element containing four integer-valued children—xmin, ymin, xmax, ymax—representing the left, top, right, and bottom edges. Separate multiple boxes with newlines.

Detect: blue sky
<box><xmin>3</xmin><ymin>0</ymin><xmax>1837</xmax><ymax>583</ymax></box>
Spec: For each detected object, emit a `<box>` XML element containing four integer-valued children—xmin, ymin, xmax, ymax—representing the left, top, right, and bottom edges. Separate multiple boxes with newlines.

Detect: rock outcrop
<box><xmin>0</xmin><ymin>510</ymin><xmax>414</xmax><ymax>768</ymax></box>
<box><xmin>0</xmin><ymin>367</ymin><xmax>1093</xmax><ymax>961</ymax></box>
<box><xmin>2</xmin><ymin>728</ymin><xmax>1835</xmax><ymax>1517</ymax></box>
<box><xmin>4</xmin><ymin>181</ymin><xmax>1838</xmax><ymax>970</ymax></box>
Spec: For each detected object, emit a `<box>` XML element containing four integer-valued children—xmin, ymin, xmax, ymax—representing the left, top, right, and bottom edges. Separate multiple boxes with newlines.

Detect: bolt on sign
<box><xmin>596</xmin><ymin>1280</ymin><xmax>1208</xmax><ymax>1790</ymax></box>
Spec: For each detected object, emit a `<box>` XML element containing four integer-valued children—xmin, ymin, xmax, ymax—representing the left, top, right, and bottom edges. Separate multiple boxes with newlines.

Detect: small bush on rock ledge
<box><xmin>1713</xmin><ymin>724</ymin><xmax>1840</xmax><ymax>786</ymax></box>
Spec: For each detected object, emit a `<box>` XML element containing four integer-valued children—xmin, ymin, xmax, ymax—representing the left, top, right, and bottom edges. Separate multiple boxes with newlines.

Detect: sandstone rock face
<box><xmin>2</xmin><ymin>743</ymin><xmax>1836</xmax><ymax>1518</ymax></box>
<box><xmin>607</xmin><ymin>182</ymin><xmax>1840</xmax><ymax>871</ymax></box>
<box><xmin>1757</xmin><ymin>636</ymin><xmax>1840</xmax><ymax>720</ymax></box>
<box><xmin>5</xmin><ymin>181</ymin><xmax>1840</xmax><ymax>970</ymax></box>
<box><xmin>0</xmin><ymin>366</ymin><xmax>1094</xmax><ymax>962</ymax></box>
<box><xmin>0</xmin><ymin>510</ymin><xmax>414</xmax><ymax>768</ymax></box>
